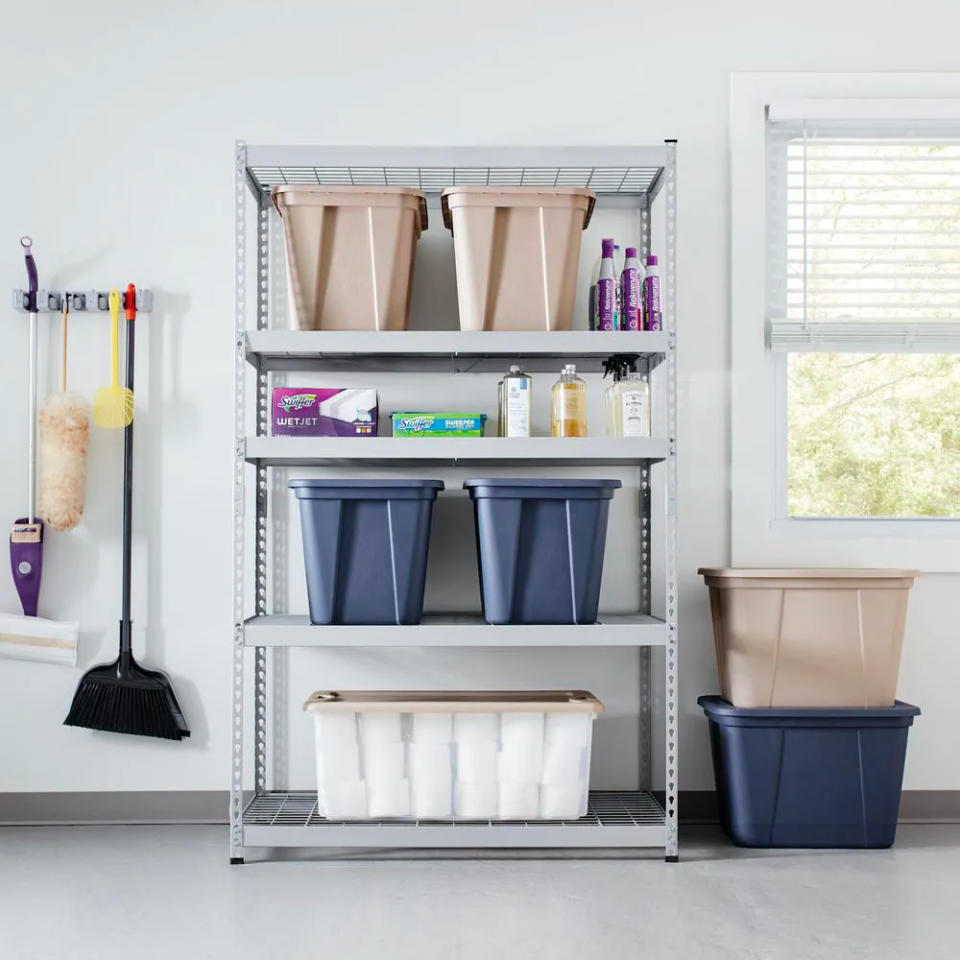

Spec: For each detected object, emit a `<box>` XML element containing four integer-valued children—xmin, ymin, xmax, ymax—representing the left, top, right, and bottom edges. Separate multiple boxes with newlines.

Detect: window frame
<box><xmin>730</xmin><ymin>72</ymin><xmax>960</xmax><ymax>572</ymax></box>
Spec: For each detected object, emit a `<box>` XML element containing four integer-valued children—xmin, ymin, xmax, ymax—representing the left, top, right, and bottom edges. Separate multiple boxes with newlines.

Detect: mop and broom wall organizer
<box><xmin>5</xmin><ymin>237</ymin><xmax>187</xmax><ymax>742</ymax></box>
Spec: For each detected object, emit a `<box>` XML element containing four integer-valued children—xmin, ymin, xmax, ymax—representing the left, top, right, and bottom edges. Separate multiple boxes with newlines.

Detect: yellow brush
<box><xmin>93</xmin><ymin>289</ymin><xmax>134</xmax><ymax>428</ymax></box>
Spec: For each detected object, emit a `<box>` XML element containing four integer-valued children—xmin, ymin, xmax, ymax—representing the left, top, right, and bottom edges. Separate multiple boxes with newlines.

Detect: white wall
<box><xmin>2</xmin><ymin>0</ymin><xmax>958</xmax><ymax>795</ymax></box>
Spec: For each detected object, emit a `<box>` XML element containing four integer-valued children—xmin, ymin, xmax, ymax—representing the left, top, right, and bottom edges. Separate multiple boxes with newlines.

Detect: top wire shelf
<box><xmin>243</xmin><ymin>145</ymin><xmax>669</xmax><ymax>199</ymax></box>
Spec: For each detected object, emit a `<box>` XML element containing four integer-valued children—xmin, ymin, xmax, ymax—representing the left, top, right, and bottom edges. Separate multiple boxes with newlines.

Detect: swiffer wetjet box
<box><xmin>272</xmin><ymin>388</ymin><xmax>378</xmax><ymax>437</ymax></box>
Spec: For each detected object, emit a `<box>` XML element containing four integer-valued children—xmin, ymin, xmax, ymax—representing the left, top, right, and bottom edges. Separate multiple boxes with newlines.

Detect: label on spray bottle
<box><xmin>621</xmin><ymin>388</ymin><xmax>649</xmax><ymax>437</ymax></box>
<box><xmin>505</xmin><ymin>377</ymin><xmax>531</xmax><ymax>437</ymax></box>
<box><xmin>621</xmin><ymin>268</ymin><xmax>641</xmax><ymax>331</ymax></box>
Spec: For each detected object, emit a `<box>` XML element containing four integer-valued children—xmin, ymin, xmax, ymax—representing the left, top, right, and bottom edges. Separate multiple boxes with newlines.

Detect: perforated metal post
<box><xmin>254</xmin><ymin>195</ymin><xmax>270</xmax><ymax>796</ymax></box>
<box><xmin>663</xmin><ymin>140</ymin><xmax>679</xmax><ymax>861</ymax></box>
<box><xmin>230</xmin><ymin>142</ymin><xmax>248</xmax><ymax>864</ymax></box>
<box><xmin>638</xmin><ymin>192</ymin><xmax>653</xmax><ymax>790</ymax></box>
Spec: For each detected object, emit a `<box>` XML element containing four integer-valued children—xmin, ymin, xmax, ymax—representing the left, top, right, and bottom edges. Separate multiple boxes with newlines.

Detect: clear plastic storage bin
<box><xmin>304</xmin><ymin>690</ymin><xmax>603</xmax><ymax>820</ymax></box>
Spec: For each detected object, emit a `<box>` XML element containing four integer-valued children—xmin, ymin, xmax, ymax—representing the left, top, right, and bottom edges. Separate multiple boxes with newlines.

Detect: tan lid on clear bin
<box><xmin>272</xmin><ymin>185</ymin><xmax>428</xmax><ymax>231</ymax></box>
<box><xmin>440</xmin><ymin>187</ymin><xmax>595</xmax><ymax>233</ymax></box>
<box><xmin>303</xmin><ymin>690</ymin><xmax>604</xmax><ymax>713</ymax></box>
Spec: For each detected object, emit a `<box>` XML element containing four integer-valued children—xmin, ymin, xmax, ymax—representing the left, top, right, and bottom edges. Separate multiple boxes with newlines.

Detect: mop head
<box><xmin>0</xmin><ymin>613</ymin><xmax>78</xmax><ymax>666</ymax></box>
<box><xmin>39</xmin><ymin>391</ymin><xmax>90</xmax><ymax>532</ymax></box>
<box><xmin>64</xmin><ymin>656</ymin><xmax>191</xmax><ymax>741</ymax></box>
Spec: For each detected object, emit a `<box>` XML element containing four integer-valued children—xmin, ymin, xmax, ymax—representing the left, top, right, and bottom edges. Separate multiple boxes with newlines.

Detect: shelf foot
<box><xmin>230</xmin><ymin>857</ymin><xmax>245</xmax><ymax>865</ymax></box>
<box><xmin>665</xmin><ymin>854</ymin><xmax>679</xmax><ymax>863</ymax></box>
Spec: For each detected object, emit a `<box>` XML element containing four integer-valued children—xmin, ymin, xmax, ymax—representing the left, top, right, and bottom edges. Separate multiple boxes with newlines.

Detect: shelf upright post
<box><xmin>230</xmin><ymin>142</ymin><xmax>249</xmax><ymax>864</ymax></box>
<box><xmin>663</xmin><ymin>140</ymin><xmax>679</xmax><ymax>862</ymax></box>
<box><xmin>253</xmin><ymin>192</ymin><xmax>271</xmax><ymax>798</ymax></box>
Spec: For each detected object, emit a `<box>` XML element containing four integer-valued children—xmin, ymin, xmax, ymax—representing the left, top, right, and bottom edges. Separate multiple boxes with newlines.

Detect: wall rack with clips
<box><xmin>11</xmin><ymin>288</ymin><xmax>154</xmax><ymax>313</ymax></box>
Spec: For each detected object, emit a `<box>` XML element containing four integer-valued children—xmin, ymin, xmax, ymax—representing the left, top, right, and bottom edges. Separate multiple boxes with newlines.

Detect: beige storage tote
<box><xmin>272</xmin><ymin>186</ymin><xmax>428</xmax><ymax>331</ymax></box>
<box><xmin>304</xmin><ymin>690</ymin><xmax>603</xmax><ymax>820</ymax></box>
<box><xmin>699</xmin><ymin>569</ymin><xmax>916</xmax><ymax>709</ymax></box>
<box><xmin>441</xmin><ymin>187</ymin><xmax>596</xmax><ymax>331</ymax></box>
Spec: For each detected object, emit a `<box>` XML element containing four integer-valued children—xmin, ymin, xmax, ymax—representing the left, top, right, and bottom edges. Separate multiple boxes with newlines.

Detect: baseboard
<box><xmin>2</xmin><ymin>790</ymin><xmax>958</xmax><ymax>826</ymax></box>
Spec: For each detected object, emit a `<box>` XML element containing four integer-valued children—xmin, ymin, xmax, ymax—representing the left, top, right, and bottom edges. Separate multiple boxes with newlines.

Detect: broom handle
<box><xmin>119</xmin><ymin>306</ymin><xmax>135</xmax><ymax>658</ymax></box>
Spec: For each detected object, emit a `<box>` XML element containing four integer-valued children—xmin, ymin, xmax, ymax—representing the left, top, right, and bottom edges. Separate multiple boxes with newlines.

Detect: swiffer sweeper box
<box><xmin>272</xmin><ymin>388</ymin><xmax>378</xmax><ymax>437</ymax></box>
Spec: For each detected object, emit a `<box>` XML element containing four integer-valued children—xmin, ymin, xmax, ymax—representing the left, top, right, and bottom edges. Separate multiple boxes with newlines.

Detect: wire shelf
<box><xmin>244</xmin><ymin>789</ymin><xmax>665</xmax><ymax>829</ymax></box>
<box><xmin>248</xmin><ymin>164</ymin><xmax>663</xmax><ymax>196</ymax></box>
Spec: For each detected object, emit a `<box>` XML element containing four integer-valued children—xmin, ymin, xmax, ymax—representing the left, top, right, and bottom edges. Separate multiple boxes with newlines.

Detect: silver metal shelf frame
<box><xmin>232</xmin><ymin>142</ymin><xmax>679</xmax><ymax>862</ymax></box>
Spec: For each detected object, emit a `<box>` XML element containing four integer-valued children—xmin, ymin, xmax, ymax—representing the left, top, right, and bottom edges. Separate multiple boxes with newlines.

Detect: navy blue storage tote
<box><xmin>699</xmin><ymin>696</ymin><xmax>920</xmax><ymax>848</ymax></box>
<box><xmin>464</xmin><ymin>479</ymin><xmax>621</xmax><ymax>625</ymax></box>
<box><xmin>290</xmin><ymin>479</ymin><xmax>443</xmax><ymax>625</ymax></box>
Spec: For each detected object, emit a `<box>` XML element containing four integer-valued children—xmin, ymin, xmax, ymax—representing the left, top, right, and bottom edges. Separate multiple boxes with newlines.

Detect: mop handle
<box><xmin>62</xmin><ymin>300</ymin><xmax>69</xmax><ymax>392</ymax></box>
<box><xmin>21</xmin><ymin>237</ymin><xmax>38</xmax><ymax>523</ymax></box>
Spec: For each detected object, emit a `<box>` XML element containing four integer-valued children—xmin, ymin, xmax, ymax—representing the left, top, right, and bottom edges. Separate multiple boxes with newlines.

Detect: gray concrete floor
<box><xmin>1</xmin><ymin>824</ymin><xmax>957</xmax><ymax>960</ymax></box>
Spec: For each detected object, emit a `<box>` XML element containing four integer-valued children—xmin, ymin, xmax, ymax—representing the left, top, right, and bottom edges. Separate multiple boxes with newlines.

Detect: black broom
<box><xmin>64</xmin><ymin>284</ymin><xmax>189</xmax><ymax>741</ymax></box>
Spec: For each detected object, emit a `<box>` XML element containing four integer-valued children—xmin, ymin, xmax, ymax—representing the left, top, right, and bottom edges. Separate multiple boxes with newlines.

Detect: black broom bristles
<box><xmin>64</xmin><ymin>668</ymin><xmax>190</xmax><ymax>742</ymax></box>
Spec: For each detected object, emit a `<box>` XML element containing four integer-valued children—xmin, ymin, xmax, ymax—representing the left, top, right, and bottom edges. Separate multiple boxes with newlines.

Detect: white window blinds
<box><xmin>767</xmin><ymin>113</ymin><xmax>960</xmax><ymax>351</ymax></box>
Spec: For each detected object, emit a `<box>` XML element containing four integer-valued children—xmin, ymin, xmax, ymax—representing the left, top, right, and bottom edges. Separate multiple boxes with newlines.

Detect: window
<box><xmin>768</xmin><ymin>113</ymin><xmax>960</xmax><ymax>519</ymax></box>
<box><xmin>731</xmin><ymin>74</ymin><xmax>960</xmax><ymax>571</ymax></box>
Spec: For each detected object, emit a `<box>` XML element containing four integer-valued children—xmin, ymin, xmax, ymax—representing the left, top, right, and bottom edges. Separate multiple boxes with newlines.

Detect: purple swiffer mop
<box><xmin>10</xmin><ymin>237</ymin><xmax>44</xmax><ymax>616</ymax></box>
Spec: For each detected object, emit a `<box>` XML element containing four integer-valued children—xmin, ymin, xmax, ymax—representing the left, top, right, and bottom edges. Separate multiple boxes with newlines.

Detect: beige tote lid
<box><xmin>699</xmin><ymin>567</ymin><xmax>917</xmax><ymax>589</ymax></box>
<box><xmin>440</xmin><ymin>187</ymin><xmax>596</xmax><ymax>232</ymax></box>
<box><xmin>303</xmin><ymin>689</ymin><xmax>603</xmax><ymax>714</ymax></box>
<box><xmin>272</xmin><ymin>185</ymin><xmax>428</xmax><ymax>230</ymax></box>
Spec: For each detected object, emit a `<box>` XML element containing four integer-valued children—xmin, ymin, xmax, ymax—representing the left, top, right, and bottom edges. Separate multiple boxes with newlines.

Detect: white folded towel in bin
<box><xmin>501</xmin><ymin>712</ymin><xmax>544</xmax><ymax>752</ymax></box>
<box><xmin>454</xmin><ymin>781</ymin><xmax>498</xmax><ymax>819</ymax></box>
<box><xmin>313</xmin><ymin>712</ymin><xmax>359</xmax><ymax>749</ymax></box>
<box><xmin>539</xmin><ymin>781</ymin><xmax>587</xmax><ymax>819</ymax></box>
<box><xmin>498</xmin><ymin>782</ymin><xmax>539</xmax><ymax>819</ymax></box>
<box><xmin>411</xmin><ymin>712</ymin><xmax>453</xmax><ymax>743</ymax></box>
<box><xmin>498</xmin><ymin>741</ymin><xmax>544</xmax><ymax>782</ymax></box>
<box><xmin>362</xmin><ymin>742</ymin><xmax>406</xmax><ymax>783</ymax></box>
<box><xmin>360</xmin><ymin>712</ymin><xmax>403</xmax><ymax>742</ymax></box>
<box><xmin>367</xmin><ymin>779</ymin><xmax>411</xmax><ymax>818</ymax></box>
<box><xmin>319</xmin><ymin>780</ymin><xmax>368</xmax><ymax>820</ymax></box>
<box><xmin>316</xmin><ymin>740</ymin><xmax>361</xmax><ymax>782</ymax></box>
<box><xmin>541</xmin><ymin>742</ymin><xmax>585</xmax><ymax>784</ymax></box>
<box><xmin>407</xmin><ymin>742</ymin><xmax>452</xmax><ymax>782</ymax></box>
<box><xmin>453</xmin><ymin>712</ymin><xmax>498</xmax><ymax>743</ymax></box>
<box><xmin>544</xmin><ymin>711</ymin><xmax>592</xmax><ymax>746</ymax></box>
<box><xmin>411</xmin><ymin>779</ymin><xmax>453</xmax><ymax>818</ymax></box>
<box><xmin>456</xmin><ymin>739</ymin><xmax>498</xmax><ymax>781</ymax></box>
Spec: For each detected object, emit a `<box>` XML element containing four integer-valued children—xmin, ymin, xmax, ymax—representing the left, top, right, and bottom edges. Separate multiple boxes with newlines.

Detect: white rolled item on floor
<box><xmin>362</xmin><ymin>742</ymin><xmax>406</xmax><ymax>783</ymax></box>
<box><xmin>411</xmin><ymin>712</ymin><xmax>453</xmax><ymax>743</ymax></box>
<box><xmin>498</xmin><ymin>782</ymin><xmax>540</xmax><ymax>819</ymax></box>
<box><xmin>319</xmin><ymin>780</ymin><xmax>368</xmax><ymax>819</ymax></box>
<box><xmin>454</xmin><ymin>781</ymin><xmax>498</xmax><ymax>818</ymax></box>
<box><xmin>367</xmin><ymin>779</ymin><xmax>411</xmax><ymax>818</ymax></box>
<box><xmin>0</xmin><ymin>613</ymin><xmax>78</xmax><ymax>666</ymax></box>
<box><xmin>360</xmin><ymin>711</ymin><xmax>403</xmax><ymax>742</ymax></box>
<box><xmin>407</xmin><ymin>742</ymin><xmax>452</xmax><ymax>782</ymax></box>
<box><xmin>539</xmin><ymin>781</ymin><xmax>587</xmax><ymax>819</ymax></box>
<box><xmin>456</xmin><ymin>739</ymin><xmax>498</xmax><ymax>781</ymax></box>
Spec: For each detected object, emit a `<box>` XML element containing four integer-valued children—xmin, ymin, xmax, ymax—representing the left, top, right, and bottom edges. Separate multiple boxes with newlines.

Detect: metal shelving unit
<box><xmin>232</xmin><ymin>142</ymin><xmax>678</xmax><ymax>862</ymax></box>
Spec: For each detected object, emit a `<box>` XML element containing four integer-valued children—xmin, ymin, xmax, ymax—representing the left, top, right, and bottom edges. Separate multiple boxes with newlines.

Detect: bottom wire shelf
<box><xmin>241</xmin><ymin>790</ymin><xmax>666</xmax><ymax>849</ymax></box>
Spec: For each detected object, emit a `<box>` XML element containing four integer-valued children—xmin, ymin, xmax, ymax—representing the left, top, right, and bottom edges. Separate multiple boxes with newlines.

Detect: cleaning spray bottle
<box><xmin>501</xmin><ymin>364</ymin><xmax>532</xmax><ymax>437</ymax></box>
<box><xmin>620</xmin><ymin>247</ymin><xmax>641</xmax><ymax>331</ymax></box>
<box><xmin>603</xmin><ymin>354</ymin><xmax>650</xmax><ymax>437</ymax></box>
<box><xmin>643</xmin><ymin>255</ymin><xmax>661</xmax><ymax>331</ymax></box>
<box><xmin>551</xmin><ymin>364</ymin><xmax>587</xmax><ymax>437</ymax></box>
<box><xmin>596</xmin><ymin>239</ymin><xmax>617</xmax><ymax>331</ymax></box>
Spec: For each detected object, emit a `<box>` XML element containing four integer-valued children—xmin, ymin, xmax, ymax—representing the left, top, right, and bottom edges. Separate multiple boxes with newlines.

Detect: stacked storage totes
<box><xmin>698</xmin><ymin>568</ymin><xmax>920</xmax><ymax>848</ymax></box>
<box><xmin>305</xmin><ymin>691</ymin><xmax>602</xmax><ymax>821</ymax></box>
